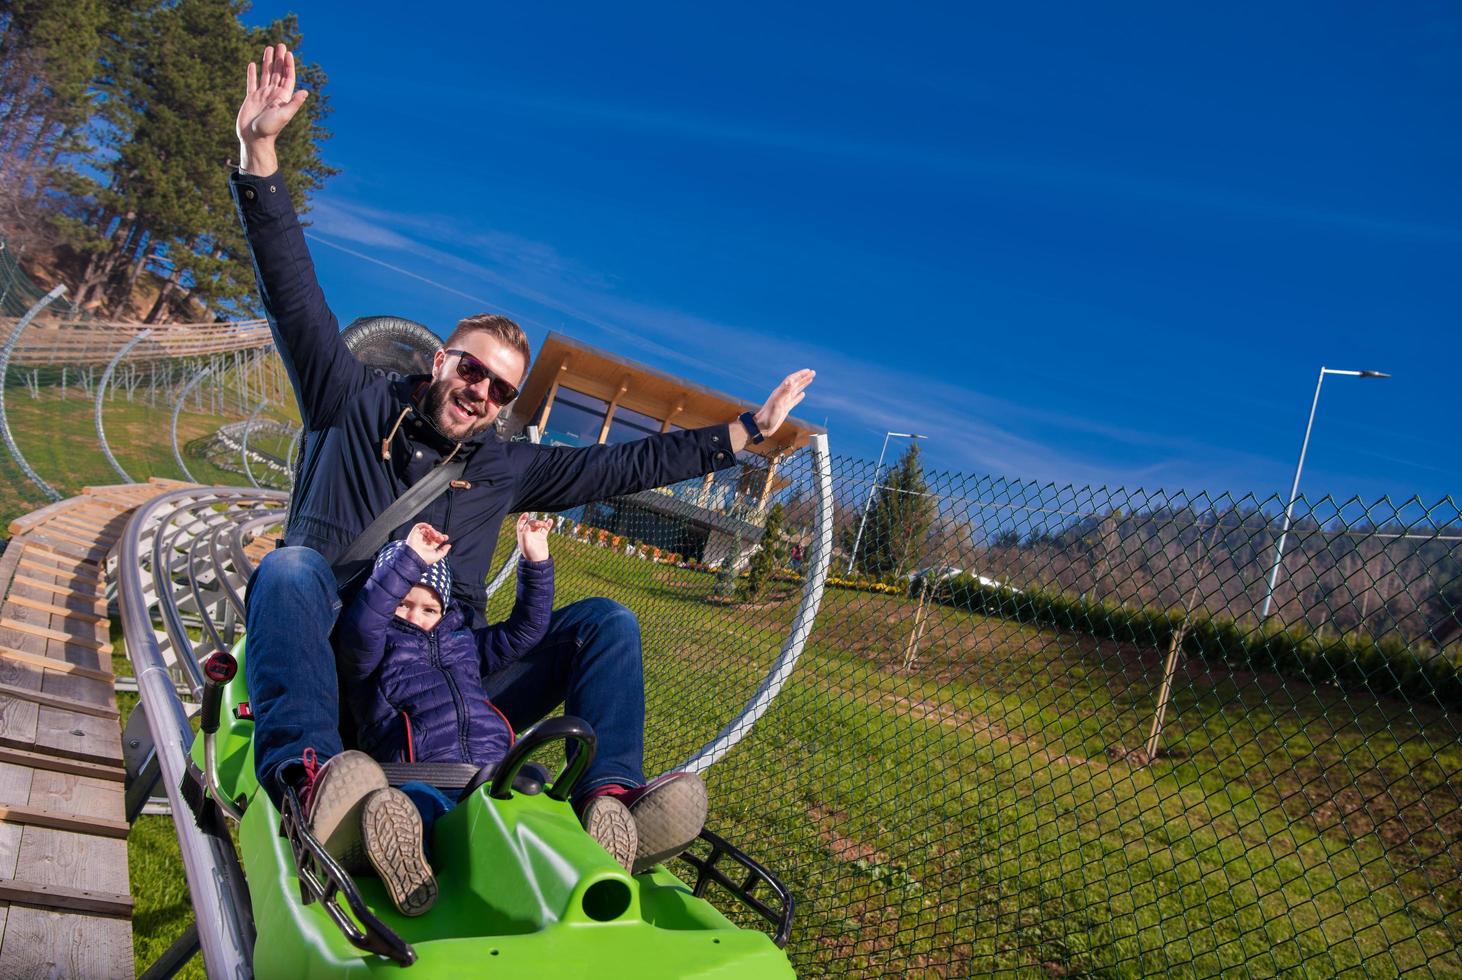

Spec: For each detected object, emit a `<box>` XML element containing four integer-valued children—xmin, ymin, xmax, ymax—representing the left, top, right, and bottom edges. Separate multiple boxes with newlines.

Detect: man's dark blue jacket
<box><xmin>231</xmin><ymin>170</ymin><xmax>738</xmax><ymax>624</ymax></box>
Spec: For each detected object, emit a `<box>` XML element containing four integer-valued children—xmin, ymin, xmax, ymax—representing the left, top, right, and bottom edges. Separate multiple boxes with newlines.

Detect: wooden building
<box><xmin>505</xmin><ymin>332</ymin><xmax>821</xmax><ymax>566</ymax></box>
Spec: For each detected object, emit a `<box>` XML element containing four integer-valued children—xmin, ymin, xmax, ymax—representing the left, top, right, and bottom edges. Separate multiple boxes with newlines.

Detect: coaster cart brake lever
<box><xmin>279</xmin><ymin>784</ymin><xmax>417</xmax><ymax>966</ymax></box>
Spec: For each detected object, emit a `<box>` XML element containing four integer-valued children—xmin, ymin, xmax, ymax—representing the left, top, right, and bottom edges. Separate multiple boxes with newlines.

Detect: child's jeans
<box><xmin>399</xmin><ymin>781</ymin><xmax>456</xmax><ymax>858</ymax></box>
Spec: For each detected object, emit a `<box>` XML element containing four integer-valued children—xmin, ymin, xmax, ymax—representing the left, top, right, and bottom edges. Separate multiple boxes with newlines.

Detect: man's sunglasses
<box><xmin>444</xmin><ymin>349</ymin><xmax>520</xmax><ymax>405</ymax></box>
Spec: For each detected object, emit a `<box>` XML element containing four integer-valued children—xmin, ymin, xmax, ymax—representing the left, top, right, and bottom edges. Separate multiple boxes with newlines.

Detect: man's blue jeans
<box><xmin>245</xmin><ymin>546</ymin><xmax>647</xmax><ymax>806</ymax></box>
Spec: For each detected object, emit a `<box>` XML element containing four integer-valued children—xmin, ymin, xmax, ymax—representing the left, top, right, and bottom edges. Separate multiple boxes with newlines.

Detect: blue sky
<box><xmin>243</xmin><ymin>1</ymin><xmax>1461</xmax><ymax>507</ymax></box>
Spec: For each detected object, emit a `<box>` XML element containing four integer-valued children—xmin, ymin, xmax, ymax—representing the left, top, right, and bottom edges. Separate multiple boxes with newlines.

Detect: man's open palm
<box><xmin>237</xmin><ymin>43</ymin><xmax>308</xmax><ymax>145</ymax></box>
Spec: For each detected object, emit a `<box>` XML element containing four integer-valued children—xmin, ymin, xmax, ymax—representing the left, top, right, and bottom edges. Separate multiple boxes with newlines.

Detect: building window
<box><xmin>605</xmin><ymin>405</ymin><xmax>663</xmax><ymax>444</ymax></box>
<box><xmin>542</xmin><ymin>388</ymin><xmax>608</xmax><ymax>447</ymax></box>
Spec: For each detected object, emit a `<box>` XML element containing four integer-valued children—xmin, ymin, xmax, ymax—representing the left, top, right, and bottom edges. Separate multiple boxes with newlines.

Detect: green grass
<box><xmin>508</xmin><ymin>534</ymin><xmax>1462</xmax><ymax>977</ymax></box>
<box><xmin>0</xmin><ymin>384</ymin><xmax>285</xmax><ymax>529</ymax></box>
<box><xmin>74</xmin><ymin>481</ymin><xmax>1456</xmax><ymax>977</ymax></box>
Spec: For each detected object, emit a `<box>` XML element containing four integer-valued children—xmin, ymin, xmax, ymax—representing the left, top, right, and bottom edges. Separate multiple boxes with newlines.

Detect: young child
<box><xmin>327</xmin><ymin>514</ymin><xmax>555</xmax><ymax>916</ymax></box>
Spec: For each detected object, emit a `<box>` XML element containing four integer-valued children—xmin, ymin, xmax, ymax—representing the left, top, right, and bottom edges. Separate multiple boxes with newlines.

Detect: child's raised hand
<box><xmin>516</xmin><ymin>513</ymin><xmax>553</xmax><ymax>562</ymax></box>
<box><xmin>406</xmin><ymin>522</ymin><xmax>451</xmax><ymax>564</ymax></box>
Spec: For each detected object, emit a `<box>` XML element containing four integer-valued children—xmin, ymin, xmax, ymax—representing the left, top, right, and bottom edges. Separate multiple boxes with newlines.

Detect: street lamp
<box><xmin>1260</xmin><ymin>367</ymin><xmax>1390</xmax><ymax>619</ymax></box>
<box><xmin>847</xmin><ymin>431</ymin><xmax>928</xmax><ymax>575</ymax></box>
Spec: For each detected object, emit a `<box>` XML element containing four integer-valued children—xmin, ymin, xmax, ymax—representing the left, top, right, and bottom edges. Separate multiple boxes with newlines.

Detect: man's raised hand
<box><xmin>236</xmin><ymin>42</ymin><xmax>309</xmax><ymax>176</ymax></box>
<box><xmin>740</xmin><ymin>369</ymin><xmax>816</xmax><ymax>448</ymax></box>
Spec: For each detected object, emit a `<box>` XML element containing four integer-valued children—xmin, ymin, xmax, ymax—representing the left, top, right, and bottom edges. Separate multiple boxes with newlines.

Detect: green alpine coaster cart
<box><xmin>119</xmin><ymin>317</ymin><xmax>835</xmax><ymax>976</ymax></box>
<box><xmin>182</xmin><ymin>641</ymin><xmax>796</xmax><ymax>976</ymax></box>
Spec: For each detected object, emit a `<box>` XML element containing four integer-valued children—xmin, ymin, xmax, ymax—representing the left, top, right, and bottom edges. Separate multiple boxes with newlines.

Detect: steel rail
<box><xmin>676</xmin><ymin>432</ymin><xmax>834</xmax><ymax>774</ymax></box>
<box><xmin>95</xmin><ymin>329</ymin><xmax>154</xmax><ymax>483</ymax></box>
<box><xmin>170</xmin><ymin>366</ymin><xmax>212</xmax><ymax>482</ymax></box>
<box><xmin>119</xmin><ymin>486</ymin><xmax>285</xmax><ymax>977</ymax></box>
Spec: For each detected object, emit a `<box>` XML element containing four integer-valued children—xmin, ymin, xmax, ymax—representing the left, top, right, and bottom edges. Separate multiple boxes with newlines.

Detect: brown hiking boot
<box><xmin>580</xmin><ymin>793</ymin><xmax>638</xmax><ymax>872</ymax></box>
<box><xmin>299</xmin><ymin>749</ymin><xmax>388</xmax><ymax>874</ymax></box>
<box><xmin>581</xmin><ymin>772</ymin><xmax>707</xmax><ymax>875</ymax></box>
<box><xmin>361</xmin><ymin>787</ymin><xmax>437</xmax><ymax>916</ymax></box>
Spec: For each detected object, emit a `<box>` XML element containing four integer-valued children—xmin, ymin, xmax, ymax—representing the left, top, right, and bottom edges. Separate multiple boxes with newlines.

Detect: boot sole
<box><xmin>582</xmin><ymin>796</ymin><xmax>637</xmax><ymax>872</ymax></box>
<box><xmin>310</xmin><ymin>751</ymin><xmax>388</xmax><ymax>874</ymax></box>
<box><xmin>361</xmin><ymin>788</ymin><xmax>437</xmax><ymax>917</ymax></box>
<box><xmin>629</xmin><ymin>774</ymin><xmax>707</xmax><ymax>875</ymax></box>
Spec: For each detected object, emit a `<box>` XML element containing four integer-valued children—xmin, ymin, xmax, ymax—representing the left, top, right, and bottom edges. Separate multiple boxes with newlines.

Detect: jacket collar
<box><xmin>389</xmin><ymin>374</ymin><xmax>497</xmax><ymax>456</ymax></box>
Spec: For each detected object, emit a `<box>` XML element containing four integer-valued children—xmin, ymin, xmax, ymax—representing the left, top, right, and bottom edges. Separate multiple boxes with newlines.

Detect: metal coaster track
<box><xmin>117</xmin><ymin>485</ymin><xmax>286</xmax><ymax>977</ymax></box>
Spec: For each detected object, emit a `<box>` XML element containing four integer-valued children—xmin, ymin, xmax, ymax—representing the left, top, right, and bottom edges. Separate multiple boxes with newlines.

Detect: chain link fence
<box><xmin>1</xmin><ymin>298</ymin><xmax>1456</xmax><ymax>976</ymax></box>
<box><xmin>486</xmin><ymin>446</ymin><xmax>1460</xmax><ymax>977</ymax></box>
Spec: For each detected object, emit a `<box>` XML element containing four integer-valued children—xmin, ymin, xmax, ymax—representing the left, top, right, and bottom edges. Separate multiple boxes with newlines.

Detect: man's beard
<box><xmin>419</xmin><ymin>376</ymin><xmax>494</xmax><ymax>442</ymax></box>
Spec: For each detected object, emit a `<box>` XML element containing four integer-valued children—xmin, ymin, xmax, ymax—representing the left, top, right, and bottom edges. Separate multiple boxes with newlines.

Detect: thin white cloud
<box><xmin>478</xmin><ymin>90</ymin><xmax>1462</xmax><ymax>243</ymax></box>
<box><xmin>303</xmin><ymin>194</ymin><xmax>1293</xmax><ymax>493</ymax></box>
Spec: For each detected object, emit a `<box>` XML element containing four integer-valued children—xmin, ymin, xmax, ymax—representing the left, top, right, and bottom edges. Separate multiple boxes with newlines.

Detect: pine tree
<box><xmin>4</xmin><ymin>0</ymin><xmax>336</xmax><ymax>319</ymax></box>
<box><xmin>846</xmin><ymin>442</ymin><xmax>936</xmax><ymax>580</ymax></box>
<box><xmin>738</xmin><ymin>503</ymin><xmax>787</xmax><ymax>602</ymax></box>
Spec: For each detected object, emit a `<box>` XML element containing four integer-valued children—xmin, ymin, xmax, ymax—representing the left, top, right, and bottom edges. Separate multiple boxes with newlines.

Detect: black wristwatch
<box><xmin>737</xmin><ymin>411</ymin><xmax>765</xmax><ymax>445</ymax></box>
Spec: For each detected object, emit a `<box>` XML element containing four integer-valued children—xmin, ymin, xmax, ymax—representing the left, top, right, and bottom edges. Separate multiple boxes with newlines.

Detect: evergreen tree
<box><xmin>4</xmin><ymin>0</ymin><xmax>335</xmax><ymax>319</ymax></box>
<box><xmin>845</xmin><ymin>442</ymin><xmax>936</xmax><ymax>579</ymax></box>
<box><xmin>738</xmin><ymin>503</ymin><xmax>787</xmax><ymax>602</ymax></box>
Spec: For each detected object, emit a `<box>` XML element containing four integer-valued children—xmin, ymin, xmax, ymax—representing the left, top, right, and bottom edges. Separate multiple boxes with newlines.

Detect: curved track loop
<box><xmin>118</xmin><ymin>485</ymin><xmax>286</xmax><ymax>977</ymax></box>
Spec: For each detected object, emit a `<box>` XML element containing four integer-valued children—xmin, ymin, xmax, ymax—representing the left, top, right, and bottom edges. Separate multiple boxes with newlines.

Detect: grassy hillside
<box><xmin>0</xmin><ymin>386</ymin><xmax>283</xmax><ymax>529</ymax></box>
<box><xmin>107</xmin><ymin>482</ymin><xmax>1456</xmax><ymax>976</ymax></box>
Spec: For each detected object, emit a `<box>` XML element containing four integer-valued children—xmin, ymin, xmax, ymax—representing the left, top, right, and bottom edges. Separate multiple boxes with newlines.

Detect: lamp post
<box><xmin>1260</xmin><ymin>367</ymin><xmax>1389</xmax><ymax>619</ymax></box>
<box><xmin>847</xmin><ymin>431</ymin><xmax>927</xmax><ymax>575</ymax></box>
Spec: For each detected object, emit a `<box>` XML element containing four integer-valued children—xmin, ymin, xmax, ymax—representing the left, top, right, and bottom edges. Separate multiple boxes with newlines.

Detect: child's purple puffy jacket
<box><xmin>335</xmin><ymin>544</ymin><xmax>554</xmax><ymax>767</ymax></box>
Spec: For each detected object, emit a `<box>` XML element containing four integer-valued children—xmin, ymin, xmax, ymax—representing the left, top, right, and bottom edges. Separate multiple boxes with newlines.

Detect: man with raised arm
<box><xmin>231</xmin><ymin>43</ymin><xmax>814</xmax><ymax>882</ymax></box>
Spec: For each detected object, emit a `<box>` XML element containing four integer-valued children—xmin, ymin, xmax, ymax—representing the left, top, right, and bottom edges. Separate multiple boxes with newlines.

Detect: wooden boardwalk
<box><xmin>0</xmin><ymin>481</ymin><xmax>188</xmax><ymax>979</ymax></box>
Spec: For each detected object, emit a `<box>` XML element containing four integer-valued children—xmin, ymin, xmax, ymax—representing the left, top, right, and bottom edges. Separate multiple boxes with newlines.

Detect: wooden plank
<box><xmin>0</xmin><ymin>736</ymin><xmax>116</xmax><ymax>771</ymax></box>
<box><xmin>6</xmin><ymin>579</ymin><xmax>103</xmax><ymax>609</ymax></box>
<box><xmin>35</xmin><ymin>523</ymin><xmax>119</xmax><ymax>549</ymax></box>
<box><xmin>20</xmin><ymin>526</ymin><xmax>111</xmax><ymax>551</ymax></box>
<box><xmin>0</xmin><ymin>764</ymin><xmax>35</xmax><ymax>883</ymax></box>
<box><xmin>30</xmin><ymin>705</ymin><xmax>120</xmax><ymax>769</ymax></box>
<box><xmin>0</xmin><ymin>881</ymin><xmax>131</xmax><ymax>919</ymax></box>
<box><xmin>16</xmin><ymin>775</ymin><xmax>130</xmax><ymax>934</ymax></box>
<box><xmin>5</xmin><ymin>498</ymin><xmax>89</xmax><ymax>537</ymax></box>
<box><xmin>0</xmin><ymin>621</ymin><xmax>110</xmax><ymax>655</ymax></box>
<box><xmin>14</xmin><ymin>537</ymin><xmax>105</xmax><ymax>566</ymax></box>
<box><xmin>13</xmin><ymin>560</ymin><xmax>100</xmax><ymax>586</ymax></box>
<box><xmin>0</xmin><ymin>650</ymin><xmax>109</xmax><ymax>685</ymax></box>
<box><xmin>45</xmin><ymin>507</ymin><xmax>125</xmax><ymax>527</ymax></box>
<box><xmin>0</xmin><ymin>907</ymin><xmax>135</xmax><ymax>978</ymax></box>
<box><xmin>0</xmin><ymin>749</ymin><xmax>121</xmax><ymax>784</ymax></box>
<box><xmin>0</xmin><ymin>666</ymin><xmax>41</xmax><ymax>759</ymax></box>
<box><xmin>0</xmin><ymin>546</ymin><xmax>21</xmax><ymax>604</ymax></box>
<box><xmin>0</xmin><ymin>803</ymin><xmax>128</xmax><ymax>839</ymax></box>
<box><xmin>0</xmin><ymin>596</ymin><xmax>106</xmax><ymax>626</ymax></box>
<box><xmin>0</xmin><ymin>685</ymin><xmax>115</xmax><ymax>721</ymax></box>
<box><xmin>14</xmin><ymin>553</ymin><xmax>100</xmax><ymax>578</ymax></box>
<box><xmin>42</xmin><ymin>511</ymin><xmax>123</xmax><ymax>533</ymax></box>
<box><xmin>0</xmin><ymin>612</ymin><xmax>106</xmax><ymax>667</ymax></box>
